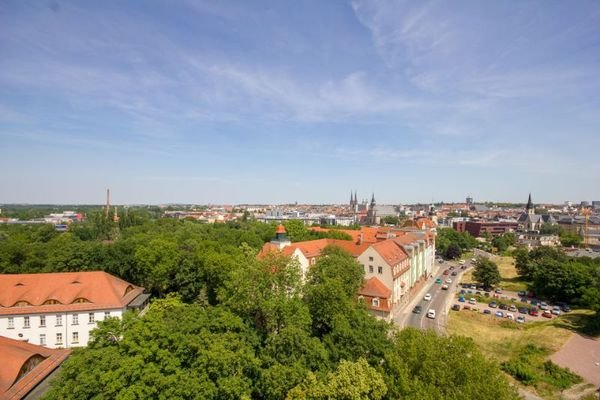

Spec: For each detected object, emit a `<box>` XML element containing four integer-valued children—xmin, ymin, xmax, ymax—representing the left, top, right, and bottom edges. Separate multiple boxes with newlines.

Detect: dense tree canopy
<box><xmin>435</xmin><ymin>228</ymin><xmax>478</xmax><ymax>259</ymax></box>
<box><xmin>514</xmin><ymin>247</ymin><xmax>600</xmax><ymax>324</ymax></box>
<box><xmin>1</xmin><ymin>212</ymin><xmax>521</xmax><ymax>400</ymax></box>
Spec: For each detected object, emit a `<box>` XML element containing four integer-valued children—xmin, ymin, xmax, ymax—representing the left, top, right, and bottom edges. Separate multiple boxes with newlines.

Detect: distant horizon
<box><xmin>2</xmin><ymin>1</ymin><xmax>599</xmax><ymax>203</ymax></box>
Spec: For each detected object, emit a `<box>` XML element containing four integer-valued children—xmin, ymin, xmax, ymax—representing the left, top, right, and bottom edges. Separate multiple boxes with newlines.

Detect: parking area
<box><xmin>452</xmin><ymin>283</ymin><xmax>572</xmax><ymax>324</ymax></box>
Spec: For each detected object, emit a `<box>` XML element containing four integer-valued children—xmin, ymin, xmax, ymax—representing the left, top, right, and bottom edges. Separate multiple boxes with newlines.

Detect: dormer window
<box><xmin>43</xmin><ymin>299</ymin><xmax>60</xmax><ymax>305</ymax></box>
<box><xmin>14</xmin><ymin>300</ymin><xmax>31</xmax><ymax>307</ymax></box>
<box><xmin>72</xmin><ymin>298</ymin><xmax>89</xmax><ymax>304</ymax></box>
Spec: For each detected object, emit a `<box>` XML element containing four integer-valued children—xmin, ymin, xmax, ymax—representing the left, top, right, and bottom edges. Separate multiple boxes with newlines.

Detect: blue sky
<box><xmin>1</xmin><ymin>1</ymin><xmax>599</xmax><ymax>205</ymax></box>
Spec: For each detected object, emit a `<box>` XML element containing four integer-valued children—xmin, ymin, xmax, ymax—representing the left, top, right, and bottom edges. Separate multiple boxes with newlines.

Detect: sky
<box><xmin>1</xmin><ymin>0</ymin><xmax>599</xmax><ymax>205</ymax></box>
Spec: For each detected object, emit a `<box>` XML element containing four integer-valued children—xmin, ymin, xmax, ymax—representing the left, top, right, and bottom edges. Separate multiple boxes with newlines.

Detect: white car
<box><xmin>424</xmin><ymin>293</ymin><xmax>432</xmax><ymax>301</ymax></box>
<box><xmin>427</xmin><ymin>309</ymin><xmax>436</xmax><ymax>319</ymax></box>
<box><xmin>506</xmin><ymin>313</ymin><xmax>514</xmax><ymax>320</ymax></box>
<box><xmin>459</xmin><ymin>260</ymin><xmax>466</xmax><ymax>265</ymax></box>
<box><xmin>445</xmin><ymin>278</ymin><xmax>452</xmax><ymax>284</ymax></box>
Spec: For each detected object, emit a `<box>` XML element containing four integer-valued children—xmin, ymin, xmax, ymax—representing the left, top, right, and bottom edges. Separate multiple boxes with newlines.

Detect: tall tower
<box><xmin>526</xmin><ymin>193</ymin><xmax>534</xmax><ymax>215</ymax></box>
<box><xmin>105</xmin><ymin>188</ymin><xmax>111</xmax><ymax>219</ymax></box>
<box><xmin>349</xmin><ymin>190</ymin><xmax>353</xmax><ymax>207</ymax></box>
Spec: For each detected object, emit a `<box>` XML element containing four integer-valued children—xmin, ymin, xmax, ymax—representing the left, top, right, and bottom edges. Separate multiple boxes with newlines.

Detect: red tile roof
<box><xmin>0</xmin><ymin>271</ymin><xmax>144</xmax><ymax>316</ymax></box>
<box><xmin>308</xmin><ymin>226</ymin><xmax>380</xmax><ymax>244</ymax></box>
<box><xmin>259</xmin><ymin>238</ymin><xmax>370</xmax><ymax>260</ymax></box>
<box><xmin>371</xmin><ymin>240</ymin><xmax>409</xmax><ymax>267</ymax></box>
<box><xmin>275</xmin><ymin>224</ymin><xmax>286</xmax><ymax>234</ymax></box>
<box><xmin>0</xmin><ymin>336</ymin><xmax>70</xmax><ymax>400</ymax></box>
<box><xmin>359</xmin><ymin>277</ymin><xmax>391</xmax><ymax>298</ymax></box>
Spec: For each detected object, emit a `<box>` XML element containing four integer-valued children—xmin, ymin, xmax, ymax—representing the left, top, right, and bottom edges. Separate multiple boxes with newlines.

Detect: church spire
<box><xmin>526</xmin><ymin>193</ymin><xmax>534</xmax><ymax>215</ymax></box>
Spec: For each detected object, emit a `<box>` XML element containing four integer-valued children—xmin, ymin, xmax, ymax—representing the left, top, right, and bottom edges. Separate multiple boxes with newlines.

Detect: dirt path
<box><xmin>551</xmin><ymin>333</ymin><xmax>600</xmax><ymax>387</ymax></box>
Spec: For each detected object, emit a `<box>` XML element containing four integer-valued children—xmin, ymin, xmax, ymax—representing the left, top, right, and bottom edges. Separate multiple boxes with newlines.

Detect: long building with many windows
<box><xmin>0</xmin><ymin>271</ymin><xmax>150</xmax><ymax>349</ymax></box>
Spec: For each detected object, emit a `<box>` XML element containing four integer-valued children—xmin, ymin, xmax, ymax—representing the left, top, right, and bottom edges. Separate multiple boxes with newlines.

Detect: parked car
<box><xmin>424</xmin><ymin>293</ymin><xmax>432</xmax><ymax>301</ymax></box>
<box><xmin>412</xmin><ymin>305</ymin><xmax>422</xmax><ymax>314</ymax></box>
<box><xmin>445</xmin><ymin>278</ymin><xmax>452</xmax><ymax>284</ymax></box>
<box><xmin>499</xmin><ymin>303</ymin><xmax>508</xmax><ymax>310</ymax></box>
<box><xmin>471</xmin><ymin>258</ymin><xmax>477</xmax><ymax>262</ymax></box>
<box><xmin>449</xmin><ymin>266</ymin><xmax>455</xmax><ymax>271</ymax></box>
<box><xmin>539</xmin><ymin>302</ymin><xmax>549</xmax><ymax>310</ymax></box>
<box><xmin>506</xmin><ymin>313</ymin><xmax>514</xmax><ymax>320</ymax></box>
<box><xmin>451</xmin><ymin>271</ymin><xmax>458</xmax><ymax>276</ymax></box>
<box><xmin>441</xmin><ymin>284</ymin><xmax>449</xmax><ymax>290</ymax></box>
<box><xmin>516</xmin><ymin>316</ymin><xmax>526</xmax><ymax>323</ymax></box>
<box><xmin>542</xmin><ymin>310</ymin><xmax>552</xmax><ymax>318</ymax></box>
<box><xmin>435</xmin><ymin>277</ymin><xmax>443</xmax><ymax>284</ymax></box>
<box><xmin>530</xmin><ymin>299</ymin><xmax>539</xmax><ymax>306</ymax></box>
<box><xmin>443</xmin><ymin>269</ymin><xmax>450</xmax><ymax>275</ymax></box>
<box><xmin>427</xmin><ymin>309</ymin><xmax>436</xmax><ymax>319</ymax></box>
<box><xmin>529</xmin><ymin>307</ymin><xmax>539</xmax><ymax>316</ymax></box>
<box><xmin>488</xmin><ymin>301</ymin><xmax>498</xmax><ymax>308</ymax></box>
<box><xmin>459</xmin><ymin>260</ymin><xmax>466</xmax><ymax>265</ymax></box>
<box><xmin>483</xmin><ymin>309</ymin><xmax>491</xmax><ymax>314</ymax></box>
<box><xmin>468</xmin><ymin>298</ymin><xmax>476</xmax><ymax>305</ymax></box>
<box><xmin>495</xmin><ymin>288</ymin><xmax>503</xmax><ymax>294</ymax></box>
<box><xmin>518</xmin><ymin>290</ymin><xmax>527</xmax><ymax>297</ymax></box>
<box><xmin>461</xmin><ymin>264</ymin><xmax>467</xmax><ymax>270</ymax></box>
<box><xmin>551</xmin><ymin>306</ymin><xmax>561</xmax><ymax>315</ymax></box>
<box><xmin>495</xmin><ymin>311</ymin><xmax>504</xmax><ymax>318</ymax></box>
<box><xmin>458</xmin><ymin>296</ymin><xmax>466</xmax><ymax>302</ymax></box>
<box><xmin>463</xmin><ymin>304</ymin><xmax>471</xmax><ymax>310</ymax></box>
<box><xmin>452</xmin><ymin>304</ymin><xmax>461</xmax><ymax>311</ymax></box>
<box><xmin>508</xmin><ymin>305</ymin><xmax>517</xmax><ymax>312</ymax></box>
<box><xmin>518</xmin><ymin>307</ymin><xmax>529</xmax><ymax>314</ymax></box>
<box><xmin>561</xmin><ymin>305</ymin><xmax>571</xmax><ymax>312</ymax></box>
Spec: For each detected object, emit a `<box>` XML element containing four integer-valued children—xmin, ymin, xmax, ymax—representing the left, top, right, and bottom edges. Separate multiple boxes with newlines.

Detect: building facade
<box><xmin>0</xmin><ymin>271</ymin><xmax>150</xmax><ymax>349</ymax></box>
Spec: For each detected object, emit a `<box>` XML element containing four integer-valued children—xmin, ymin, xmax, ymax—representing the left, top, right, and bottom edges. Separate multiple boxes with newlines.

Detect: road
<box><xmin>402</xmin><ymin>260</ymin><xmax>473</xmax><ymax>333</ymax></box>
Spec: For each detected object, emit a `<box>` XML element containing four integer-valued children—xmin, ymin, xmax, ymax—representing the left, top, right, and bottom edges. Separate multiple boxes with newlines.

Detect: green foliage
<box><xmin>501</xmin><ymin>344</ymin><xmax>581</xmax><ymax>390</ymax></box>
<box><xmin>559</xmin><ymin>229</ymin><xmax>583</xmax><ymax>247</ymax></box>
<box><xmin>436</xmin><ymin>228</ymin><xmax>477</xmax><ymax>259</ymax></box>
<box><xmin>45</xmin><ymin>297</ymin><xmax>261</xmax><ymax>400</ymax></box>
<box><xmin>381</xmin><ymin>215</ymin><xmax>399</xmax><ymax>225</ymax></box>
<box><xmin>286</xmin><ymin>358</ymin><xmax>387</xmax><ymax>400</ymax></box>
<box><xmin>2</xmin><ymin>208</ymin><xmax>521</xmax><ymax>400</ymax></box>
<box><xmin>473</xmin><ymin>257</ymin><xmax>501</xmax><ymax>289</ymax></box>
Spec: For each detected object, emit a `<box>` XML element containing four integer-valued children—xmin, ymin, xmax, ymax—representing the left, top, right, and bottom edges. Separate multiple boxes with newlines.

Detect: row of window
<box><xmin>6</xmin><ymin>312</ymin><xmax>111</xmax><ymax>329</ymax></box>
<box><xmin>366</xmin><ymin>265</ymin><xmax>384</xmax><ymax>274</ymax></box>
<box><xmin>39</xmin><ymin>331</ymin><xmax>79</xmax><ymax>346</ymax></box>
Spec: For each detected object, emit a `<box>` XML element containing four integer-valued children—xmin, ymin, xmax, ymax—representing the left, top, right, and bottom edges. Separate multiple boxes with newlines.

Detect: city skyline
<box><xmin>1</xmin><ymin>1</ymin><xmax>599</xmax><ymax>204</ymax></box>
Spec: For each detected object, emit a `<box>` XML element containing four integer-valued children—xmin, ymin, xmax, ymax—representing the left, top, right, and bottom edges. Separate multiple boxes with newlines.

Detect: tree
<box><xmin>473</xmin><ymin>258</ymin><xmax>501</xmax><ymax>289</ymax></box>
<box><xmin>445</xmin><ymin>243</ymin><xmax>462</xmax><ymax>259</ymax></box>
<box><xmin>286</xmin><ymin>358</ymin><xmax>387</xmax><ymax>400</ymax></box>
<box><xmin>559</xmin><ymin>230</ymin><xmax>582</xmax><ymax>247</ymax></box>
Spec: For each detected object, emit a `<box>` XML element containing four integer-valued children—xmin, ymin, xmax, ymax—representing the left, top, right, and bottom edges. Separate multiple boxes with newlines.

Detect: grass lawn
<box><xmin>448</xmin><ymin>309</ymin><xmax>595</xmax><ymax>399</ymax></box>
<box><xmin>462</xmin><ymin>255</ymin><xmax>528</xmax><ymax>292</ymax></box>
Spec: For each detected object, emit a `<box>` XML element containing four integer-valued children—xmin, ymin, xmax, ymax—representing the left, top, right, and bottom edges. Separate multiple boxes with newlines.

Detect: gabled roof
<box><xmin>359</xmin><ymin>277</ymin><xmax>391</xmax><ymax>298</ymax></box>
<box><xmin>0</xmin><ymin>271</ymin><xmax>145</xmax><ymax>315</ymax></box>
<box><xmin>0</xmin><ymin>336</ymin><xmax>70</xmax><ymax>400</ymax></box>
<box><xmin>370</xmin><ymin>240</ymin><xmax>409</xmax><ymax>266</ymax></box>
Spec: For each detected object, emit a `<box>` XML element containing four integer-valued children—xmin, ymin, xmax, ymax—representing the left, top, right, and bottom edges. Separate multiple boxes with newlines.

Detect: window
<box><xmin>72</xmin><ymin>331</ymin><xmax>79</xmax><ymax>343</ymax></box>
<box><xmin>56</xmin><ymin>315</ymin><xmax>62</xmax><ymax>326</ymax></box>
<box><xmin>40</xmin><ymin>315</ymin><xmax>46</xmax><ymax>327</ymax></box>
<box><xmin>368</xmin><ymin>265</ymin><xmax>373</xmax><ymax>273</ymax></box>
<box><xmin>378</xmin><ymin>266</ymin><xmax>383</xmax><ymax>274</ymax></box>
<box><xmin>72</xmin><ymin>314</ymin><xmax>79</xmax><ymax>325</ymax></box>
<box><xmin>40</xmin><ymin>334</ymin><xmax>46</xmax><ymax>346</ymax></box>
<box><xmin>8</xmin><ymin>317</ymin><xmax>14</xmax><ymax>329</ymax></box>
<box><xmin>372</xmin><ymin>298</ymin><xmax>380</xmax><ymax>307</ymax></box>
<box><xmin>23</xmin><ymin>316</ymin><xmax>30</xmax><ymax>328</ymax></box>
<box><xmin>56</xmin><ymin>333</ymin><xmax>63</xmax><ymax>345</ymax></box>
<box><xmin>104</xmin><ymin>311</ymin><xmax>110</xmax><ymax>318</ymax></box>
<box><xmin>311</xmin><ymin>257</ymin><xmax>316</xmax><ymax>265</ymax></box>
<box><xmin>88</xmin><ymin>313</ymin><xmax>95</xmax><ymax>324</ymax></box>
<box><xmin>369</xmin><ymin>256</ymin><xmax>374</xmax><ymax>262</ymax></box>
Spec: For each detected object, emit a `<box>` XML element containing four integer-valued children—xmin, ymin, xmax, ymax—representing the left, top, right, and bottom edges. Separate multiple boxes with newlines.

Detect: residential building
<box><xmin>0</xmin><ymin>271</ymin><xmax>150</xmax><ymax>349</ymax></box>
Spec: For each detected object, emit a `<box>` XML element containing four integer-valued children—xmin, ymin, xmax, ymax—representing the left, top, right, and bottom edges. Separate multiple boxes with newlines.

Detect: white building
<box><xmin>0</xmin><ymin>271</ymin><xmax>149</xmax><ymax>349</ymax></box>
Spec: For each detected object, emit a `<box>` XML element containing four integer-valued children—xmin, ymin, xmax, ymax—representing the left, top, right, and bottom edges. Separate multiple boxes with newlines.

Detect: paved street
<box><xmin>396</xmin><ymin>259</ymin><xmax>473</xmax><ymax>333</ymax></box>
